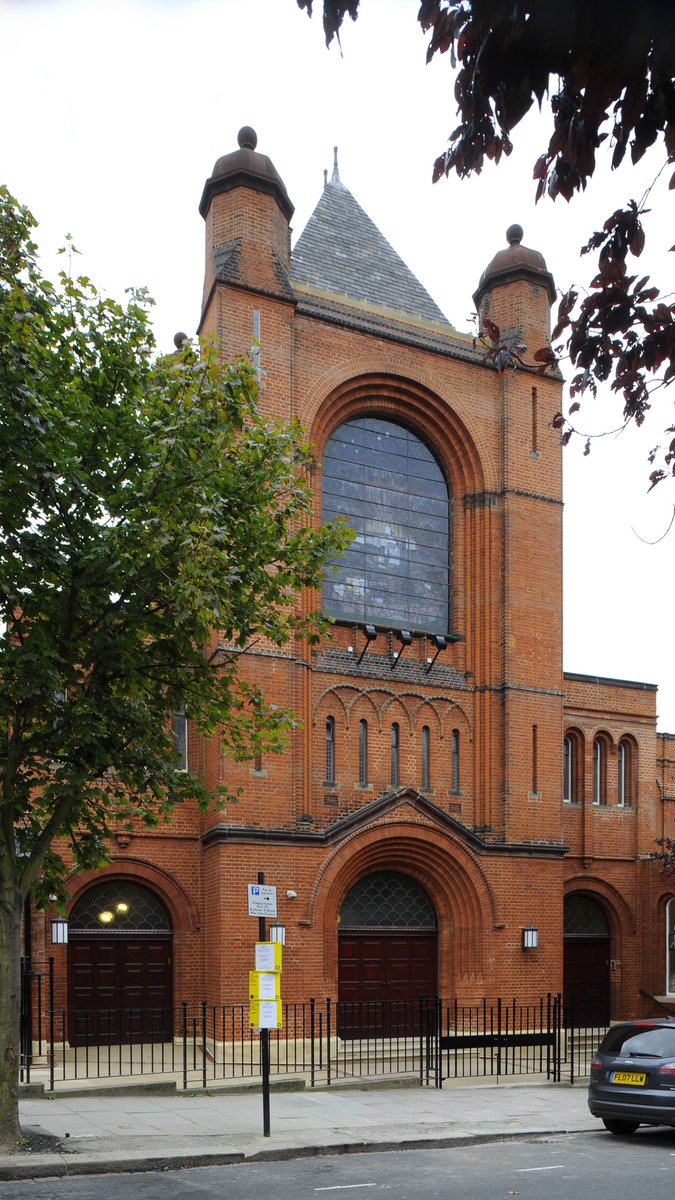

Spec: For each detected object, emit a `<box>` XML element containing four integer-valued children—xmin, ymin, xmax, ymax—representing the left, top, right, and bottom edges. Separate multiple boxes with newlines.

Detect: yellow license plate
<box><xmin>611</xmin><ymin>1071</ymin><xmax>646</xmax><ymax>1086</ymax></box>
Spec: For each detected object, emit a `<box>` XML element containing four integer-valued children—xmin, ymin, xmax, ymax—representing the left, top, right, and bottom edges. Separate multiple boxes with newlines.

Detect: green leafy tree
<box><xmin>298</xmin><ymin>0</ymin><xmax>675</xmax><ymax>483</ymax></box>
<box><xmin>0</xmin><ymin>190</ymin><xmax>350</xmax><ymax>1150</ymax></box>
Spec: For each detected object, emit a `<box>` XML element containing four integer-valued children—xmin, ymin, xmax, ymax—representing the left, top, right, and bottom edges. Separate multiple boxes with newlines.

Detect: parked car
<box><xmin>588</xmin><ymin>1018</ymin><xmax>675</xmax><ymax>1134</ymax></box>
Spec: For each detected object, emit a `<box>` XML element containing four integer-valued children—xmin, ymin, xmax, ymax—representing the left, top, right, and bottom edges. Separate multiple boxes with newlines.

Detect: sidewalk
<box><xmin>3</xmin><ymin>1077</ymin><xmax>599</xmax><ymax>1180</ymax></box>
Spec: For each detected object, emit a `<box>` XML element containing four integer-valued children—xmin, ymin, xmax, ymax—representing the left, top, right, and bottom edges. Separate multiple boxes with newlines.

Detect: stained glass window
<box><xmin>323</xmin><ymin>418</ymin><xmax>449</xmax><ymax>633</ymax></box>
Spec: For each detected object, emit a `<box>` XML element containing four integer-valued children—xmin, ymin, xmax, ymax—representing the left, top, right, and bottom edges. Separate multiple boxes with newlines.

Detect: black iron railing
<box><xmin>19</xmin><ymin>965</ymin><xmax>607</xmax><ymax>1090</ymax></box>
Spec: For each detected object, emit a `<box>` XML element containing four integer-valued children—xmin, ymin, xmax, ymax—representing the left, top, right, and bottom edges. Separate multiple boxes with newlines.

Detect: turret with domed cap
<box><xmin>473</xmin><ymin>224</ymin><xmax>556</xmax><ymax>359</ymax></box>
<box><xmin>198</xmin><ymin>126</ymin><xmax>296</xmax><ymax>335</ymax></box>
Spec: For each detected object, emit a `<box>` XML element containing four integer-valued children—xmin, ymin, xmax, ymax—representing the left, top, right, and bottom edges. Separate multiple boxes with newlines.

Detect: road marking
<box><xmin>314</xmin><ymin>1186</ymin><xmax>377</xmax><ymax>1192</ymax></box>
<box><xmin>517</xmin><ymin>1166</ymin><xmax>565</xmax><ymax>1173</ymax></box>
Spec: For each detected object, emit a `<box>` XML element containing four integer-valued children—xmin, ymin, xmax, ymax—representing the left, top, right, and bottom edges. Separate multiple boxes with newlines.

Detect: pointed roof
<box><xmin>291</xmin><ymin>150</ymin><xmax>451</xmax><ymax>329</ymax></box>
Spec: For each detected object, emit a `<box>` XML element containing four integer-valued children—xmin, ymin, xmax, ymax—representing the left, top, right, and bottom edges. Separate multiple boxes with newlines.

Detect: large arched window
<box><xmin>322</xmin><ymin>417</ymin><xmax>450</xmax><ymax>634</ymax></box>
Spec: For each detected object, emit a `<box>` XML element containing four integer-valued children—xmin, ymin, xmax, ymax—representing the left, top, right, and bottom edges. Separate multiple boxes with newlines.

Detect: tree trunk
<box><xmin>0</xmin><ymin>883</ymin><xmax>22</xmax><ymax>1152</ymax></box>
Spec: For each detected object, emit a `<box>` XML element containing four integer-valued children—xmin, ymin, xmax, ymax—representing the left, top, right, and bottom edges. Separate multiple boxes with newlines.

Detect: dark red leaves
<box><xmin>482</xmin><ymin>317</ymin><xmax>500</xmax><ymax>343</ymax></box>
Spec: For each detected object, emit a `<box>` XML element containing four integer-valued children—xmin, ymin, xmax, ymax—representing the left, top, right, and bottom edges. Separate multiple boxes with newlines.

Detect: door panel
<box><xmin>68</xmin><ymin>936</ymin><xmax>173</xmax><ymax>1044</ymax></box>
<box><xmin>338</xmin><ymin>931</ymin><xmax>437</xmax><ymax>1036</ymax></box>
<box><xmin>563</xmin><ymin>936</ymin><xmax>611</xmax><ymax>1025</ymax></box>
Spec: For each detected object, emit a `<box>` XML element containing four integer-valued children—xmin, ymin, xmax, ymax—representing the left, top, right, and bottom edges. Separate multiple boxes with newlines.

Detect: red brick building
<box><xmin>41</xmin><ymin>128</ymin><xmax>675</xmax><ymax>1028</ymax></box>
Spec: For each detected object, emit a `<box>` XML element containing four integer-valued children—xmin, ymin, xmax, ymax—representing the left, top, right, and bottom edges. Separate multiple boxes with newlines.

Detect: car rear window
<box><xmin>600</xmin><ymin>1024</ymin><xmax>675</xmax><ymax>1057</ymax></box>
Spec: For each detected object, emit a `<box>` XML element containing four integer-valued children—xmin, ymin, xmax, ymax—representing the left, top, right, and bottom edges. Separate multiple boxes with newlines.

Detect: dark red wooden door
<box><xmin>563</xmin><ymin>936</ymin><xmax>611</xmax><ymax>1025</ymax></box>
<box><xmin>338</xmin><ymin>931</ymin><xmax>437</xmax><ymax>1035</ymax></box>
<box><xmin>68</xmin><ymin>936</ymin><xmax>173</xmax><ymax>1044</ymax></box>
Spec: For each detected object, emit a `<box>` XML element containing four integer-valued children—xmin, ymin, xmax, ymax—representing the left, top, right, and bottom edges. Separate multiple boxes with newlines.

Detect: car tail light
<box><xmin>591</xmin><ymin>1057</ymin><xmax>602</xmax><ymax>1069</ymax></box>
<box><xmin>659</xmin><ymin>1065</ymin><xmax>675</xmax><ymax>1075</ymax></box>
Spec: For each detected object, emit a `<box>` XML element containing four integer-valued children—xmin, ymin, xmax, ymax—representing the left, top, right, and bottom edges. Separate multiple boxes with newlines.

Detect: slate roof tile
<box><xmin>291</xmin><ymin>168</ymin><xmax>451</xmax><ymax>330</ymax></box>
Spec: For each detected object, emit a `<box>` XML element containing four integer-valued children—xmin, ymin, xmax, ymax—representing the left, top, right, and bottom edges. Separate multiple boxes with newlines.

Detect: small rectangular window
<box><xmin>451</xmin><ymin>729</ymin><xmax>460</xmax><ymax>793</ymax></box>
<box><xmin>422</xmin><ymin>726</ymin><xmax>431</xmax><ymax>791</ymax></box>
<box><xmin>359</xmin><ymin>719</ymin><xmax>368</xmax><ymax>786</ymax></box>
<box><xmin>326</xmin><ymin>716</ymin><xmax>336</xmax><ymax>785</ymax></box>
<box><xmin>391</xmin><ymin>722</ymin><xmax>400</xmax><ymax>787</ymax></box>
<box><xmin>173</xmin><ymin>711</ymin><xmax>188</xmax><ymax>772</ymax></box>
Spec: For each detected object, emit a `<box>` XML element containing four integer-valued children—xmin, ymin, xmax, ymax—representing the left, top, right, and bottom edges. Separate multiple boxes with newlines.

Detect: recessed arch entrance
<box><xmin>563</xmin><ymin>893</ymin><xmax>611</xmax><ymax>1025</ymax></box>
<box><xmin>67</xmin><ymin>880</ymin><xmax>173</xmax><ymax>1044</ymax></box>
<box><xmin>338</xmin><ymin>870</ymin><xmax>438</xmax><ymax>1035</ymax></box>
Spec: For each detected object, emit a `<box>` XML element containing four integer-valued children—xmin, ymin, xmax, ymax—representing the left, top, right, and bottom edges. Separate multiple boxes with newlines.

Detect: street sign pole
<box><xmin>258</xmin><ymin>871</ymin><xmax>271</xmax><ymax>1138</ymax></box>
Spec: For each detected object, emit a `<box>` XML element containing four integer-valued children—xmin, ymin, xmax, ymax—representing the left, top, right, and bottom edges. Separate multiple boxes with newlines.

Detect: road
<box><xmin>6</xmin><ymin>1130</ymin><xmax>675</xmax><ymax>1200</ymax></box>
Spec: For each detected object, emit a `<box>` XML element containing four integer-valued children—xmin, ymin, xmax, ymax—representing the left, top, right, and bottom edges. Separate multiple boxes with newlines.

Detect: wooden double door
<box><xmin>338</xmin><ymin>931</ymin><xmax>438</xmax><ymax>1036</ymax></box>
<box><xmin>563</xmin><ymin>936</ymin><xmax>611</xmax><ymax>1025</ymax></box>
<box><xmin>68</xmin><ymin>935</ymin><xmax>173</xmax><ymax>1044</ymax></box>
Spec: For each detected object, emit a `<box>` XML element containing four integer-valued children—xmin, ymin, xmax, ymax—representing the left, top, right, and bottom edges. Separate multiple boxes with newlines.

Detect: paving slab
<box><xmin>2</xmin><ymin>1079</ymin><xmax>599</xmax><ymax>1181</ymax></box>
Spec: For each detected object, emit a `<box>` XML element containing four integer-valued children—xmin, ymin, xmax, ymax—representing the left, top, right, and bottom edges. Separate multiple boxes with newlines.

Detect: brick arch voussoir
<box><xmin>440</xmin><ymin>704</ymin><xmax>471</xmax><ymax>740</ymax></box>
<box><xmin>593</xmin><ymin>729</ymin><xmax>616</xmax><ymax>750</ymax></box>
<box><xmin>309</xmin><ymin>374</ymin><xmax>484</xmax><ymax>497</ymax></box>
<box><xmin>312</xmin><ymin>686</ymin><xmax>351</xmax><ymax>725</ymax></box>
<box><xmin>564</xmin><ymin>876</ymin><xmax>636</xmax><ymax>940</ymax></box>
<box><xmin>408</xmin><ymin>698</ymin><xmax>444</xmax><ymax>736</ymax></box>
<box><xmin>379</xmin><ymin>692</ymin><xmax>418</xmax><ymax>734</ymax></box>
<box><xmin>344</xmin><ymin>688</ymin><xmax>386</xmax><ymax>729</ymax></box>
<box><xmin>66</xmin><ymin>858</ymin><xmax>200</xmax><ymax>938</ymax></box>
<box><xmin>310</xmin><ymin>820</ymin><xmax>496</xmax><ymax>989</ymax></box>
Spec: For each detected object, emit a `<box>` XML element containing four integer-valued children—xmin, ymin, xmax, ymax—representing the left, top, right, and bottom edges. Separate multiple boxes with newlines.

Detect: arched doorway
<box><xmin>338</xmin><ymin>871</ymin><xmax>438</xmax><ymax>1035</ymax></box>
<box><xmin>68</xmin><ymin>881</ymin><xmax>173</xmax><ymax>1044</ymax></box>
<box><xmin>563</xmin><ymin>893</ymin><xmax>611</xmax><ymax>1025</ymax></box>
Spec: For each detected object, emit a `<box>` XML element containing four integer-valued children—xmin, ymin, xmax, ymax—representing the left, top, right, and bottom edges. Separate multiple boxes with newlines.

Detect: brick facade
<box><xmin>34</xmin><ymin>129</ymin><xmax>675</xmax><ymax>1024</ymax></box>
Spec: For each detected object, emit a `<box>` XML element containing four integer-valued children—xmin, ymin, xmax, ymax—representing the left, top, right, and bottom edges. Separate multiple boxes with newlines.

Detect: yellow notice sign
<box><xmin>255</xmin><ymin>941</ymin><xmax>282</xmax><ymax>973</ymax></box>
<box><xmin>250</xmin><ymin>999</ymin><xmax>283</xmax><ymax>1029</ymax></box>
<box><xmin>249</xmin><ymin>971</ymin><xmax>281</xmax><ymax>1001</ymax></box>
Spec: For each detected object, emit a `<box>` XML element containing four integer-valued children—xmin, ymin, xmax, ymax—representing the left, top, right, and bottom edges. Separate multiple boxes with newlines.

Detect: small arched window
<box><xmin>667</xmin><ymin>898</ymin><xmax>675</xmax><ymax>997</ymax></box>
<box><xmin>325</xmin><ymin>716</ymin><xmax>336</xmax><ymax>785</ymax></box>
<box><xmin>421</xmin><ymin>725</ymin><xmax>431</xmax><ymax>791</ymax></box>
<box><xmin>451</xmin><ymin>729</ymin><xmax>460</xmax><ymax>794</ymax></box>
<box><xmin>593</xmin><ymin>736</ymin><xmax>608</xmax><ymax>805</ymax></box>
<box><xmin>359</xmin><ymin>719</ymin><xmax>369</xmax><ymax>787</ymax></box>
<box><xmin>563</xmin><ymin>729</ymin><xmax>584</xmax><ymax>803</ymax></box>
<box><xmin>618</xmin><ymin>737</ymin><xmax>637</xmax><ymax>806</ymax></box>
<box><xmin>391</xmin><ymin>722</ymin><xmax>400</xmax><ymax>787</ymax></box>
<box><xmin>563</xmin><ymin>735</ymin><xmax>573</xmax><ymax>802</ymax></box>
<box><xmin>173</xmin><ymin>711</ymin><xmax>188</xmax><ymax>772</ymax></box>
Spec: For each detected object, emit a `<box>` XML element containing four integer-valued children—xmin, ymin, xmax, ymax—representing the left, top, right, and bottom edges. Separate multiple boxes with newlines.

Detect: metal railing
<box><xmin>20</xmin><ymin>966</ymin><xmax>606</xmax><ymax>1090</ymax></box>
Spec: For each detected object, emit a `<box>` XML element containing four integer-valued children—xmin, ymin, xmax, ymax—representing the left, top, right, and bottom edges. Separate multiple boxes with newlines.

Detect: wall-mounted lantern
<box><xmin>51</xmin><ymin>916</ymin><xmax>69</xmax><ymax>944</ymax></box>
<box><xmin>522</xmin><ymin>924</ymin><xmax>539</xmax><ymax>950</ymax></box>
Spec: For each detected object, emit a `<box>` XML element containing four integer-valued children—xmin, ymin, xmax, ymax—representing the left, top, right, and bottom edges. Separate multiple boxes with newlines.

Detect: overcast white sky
<box><xmin>2</xmin><ymin>0</ymin><xmax>674</xmax><ymax>730</ymax></box>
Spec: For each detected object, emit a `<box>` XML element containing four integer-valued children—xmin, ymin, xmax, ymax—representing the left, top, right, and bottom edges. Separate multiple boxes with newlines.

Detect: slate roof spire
<box><xmin>291</xmin><ymin>155</ymin><xmax>451</xmax><ymax>329</ymax></box>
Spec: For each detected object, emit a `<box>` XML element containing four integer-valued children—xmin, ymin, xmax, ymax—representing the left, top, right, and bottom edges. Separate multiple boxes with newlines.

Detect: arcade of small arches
<box><xmin>564</xmin><ymin>729</ymin><xmax>638</xmax><ymax>806</ymax></box>
<box><xmin>317</xmin><ymin>702</ymin><xmax>465</xmax><ymax>796</ymax></box>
